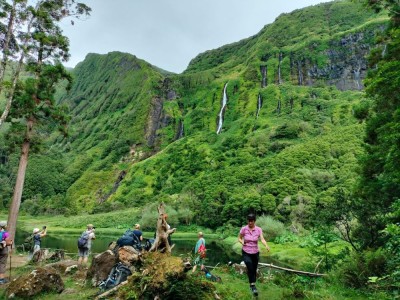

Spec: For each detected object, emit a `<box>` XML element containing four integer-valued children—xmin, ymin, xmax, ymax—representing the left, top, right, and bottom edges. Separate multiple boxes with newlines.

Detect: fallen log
<box><xmin>94</xmin><ymin>280</ymin><xmax>128</xmax><ymax>300</ymax></box>
<box><xmin>258</xmin><ymin>263</ymin><xmax>326</xmax><ymax>277</ymax></box>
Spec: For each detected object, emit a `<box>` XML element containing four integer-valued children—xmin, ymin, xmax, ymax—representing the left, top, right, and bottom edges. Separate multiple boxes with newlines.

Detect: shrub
<box><xmin>274</xmin><ymin>232</ymin><xmax>298</xmax><ymax>244</ymax></box>
<box><xmin>335</xmin><ymin>249</ymin><xmax>388</xmax><ymax>288</ymax></box>
<box><xmin>256</xmin><ymin>215</ymin><xmax>286</xmax><ymax>240</ymax></box>
<box><xmin>353</xmin><ymin>100</ymin><xmax>370</xmax><ymax>120</ymax></box>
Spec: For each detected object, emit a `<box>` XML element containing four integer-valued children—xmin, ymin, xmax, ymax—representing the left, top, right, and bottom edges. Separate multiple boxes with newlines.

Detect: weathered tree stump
<box><xmin>32</xmin><ymin>249</ymin><xmax>49</xmax><ymax>263</ymax></box>
<box><xmin>6</xmin><ymin>267</ymin><xmax>64</xmax><ymax>298</ymax></box>
<box><xmin>118</xmin><ymin>246</ymin><xmax>141</xmax><ymax>266</ymax></box>
<box><xmin>48</xmin><ymin>249</ymin><xmax>65</xmax><ymax>261</ymax></box>
<box><xmin>87</xmin><ymin>250</ymin><xmax>117</xmax><ymax>286</ymax></box>
<box><xmin>149</xmin><ymin>203</ymin><xmax>176</xmax><ymax>253</ymax></box>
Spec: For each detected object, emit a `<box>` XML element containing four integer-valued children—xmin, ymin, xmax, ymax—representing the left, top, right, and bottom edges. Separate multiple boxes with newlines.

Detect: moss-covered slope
<box><xmin>4</xmin><ymin>1</ymin><xmax>385</xmax><ymax>228</ymax></box>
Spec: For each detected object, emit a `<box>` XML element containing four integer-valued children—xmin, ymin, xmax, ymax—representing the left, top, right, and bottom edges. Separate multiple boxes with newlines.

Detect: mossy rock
<box><xmin>6</xmin><ymin>267</ymin><xmax>64</xmax><ymax>298</ymax></box>
<box><xmin>118</xmin><ymin>252</ymin><xmax>216</xmax><ymax>299</ymax></box>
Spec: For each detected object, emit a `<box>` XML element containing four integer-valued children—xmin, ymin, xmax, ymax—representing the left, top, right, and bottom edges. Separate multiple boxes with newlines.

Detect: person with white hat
<box><xmin>32</xmin><ymin>226</ymin><xmax>47</xmax><ymax>254</ymax></box>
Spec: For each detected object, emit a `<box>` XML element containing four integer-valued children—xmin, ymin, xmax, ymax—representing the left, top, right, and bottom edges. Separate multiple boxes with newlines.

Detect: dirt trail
<box><xmin>6</xmin><ymin>253</ymin><xmax>29</xmax><ymax>270</ymax></box>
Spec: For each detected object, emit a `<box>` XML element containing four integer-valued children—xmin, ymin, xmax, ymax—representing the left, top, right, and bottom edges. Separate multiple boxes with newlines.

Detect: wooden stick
<box><xmin>257</xmin><ymin>263</ymin><xmax>326</xmax><ymax>277</ymax></box>
<box><xmin>204</xmin><ymin>262</ymin><xmax>220</xmax><ymax>269</ymax></box>
<box><xmin>314</xmin><ymin>258</ymin><xmax>323</xmax><ymax>274</ymax></box>
<box><xmin>95</xmin><ymin>280</ymin><xmax>128</xmax><ymax>300</ymax></box>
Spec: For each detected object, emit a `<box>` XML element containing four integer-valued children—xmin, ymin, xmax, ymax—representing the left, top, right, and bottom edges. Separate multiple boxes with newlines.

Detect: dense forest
<box><xmin>0</xmin><ymin>0</ymin><xmax>399</xmax><ymax>296</ymax></box>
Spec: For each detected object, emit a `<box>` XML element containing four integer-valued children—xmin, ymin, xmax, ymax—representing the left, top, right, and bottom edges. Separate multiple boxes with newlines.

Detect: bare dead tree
<box><xmin>149</xmin><ymin>203</ymin><xmax>176</xmax><ymax>253</ymax></box>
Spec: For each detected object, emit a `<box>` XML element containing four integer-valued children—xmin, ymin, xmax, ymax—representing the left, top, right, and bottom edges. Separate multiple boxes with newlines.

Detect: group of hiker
<box><xmin>0</xmin><ymin>212</ymin><xmax>269</xmax><ymax>296</ymax></box>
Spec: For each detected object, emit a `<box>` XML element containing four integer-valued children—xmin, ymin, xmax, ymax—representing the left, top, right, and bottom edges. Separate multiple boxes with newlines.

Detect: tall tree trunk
<box><xmin>7</xmin><ymin>119</ymin><xmax>33</xmax><ymax>240</ymax></box>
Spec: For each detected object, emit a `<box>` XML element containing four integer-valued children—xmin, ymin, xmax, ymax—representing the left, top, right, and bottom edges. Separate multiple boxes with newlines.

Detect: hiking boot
<box><xmin>250</xmin><ymin>285</ymin><xmax>258</xmax><ymax>296</ymax></box>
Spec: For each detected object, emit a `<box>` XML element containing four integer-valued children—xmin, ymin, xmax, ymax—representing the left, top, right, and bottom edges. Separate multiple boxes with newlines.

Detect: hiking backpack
<box><xmin>0</xmin><ymin>231</ymin><xmax>6</xmax><ymax>249</ymax></box>
<box><xmin>77</xmin><ymin>231</ymin><xmax>90</xmax><ymax>249</ymax></box>
<box><xmin>23</xmin><ymin>234</ymin><xmax>34</xmax><ymax>252</ymax></box>
<box><xmin>98</xmin><ymin>262</ymin><xmax>132</xmax><ymax>291</ymax></box>
<box><xmin>198</xmin><ymin>243</ymin><xmax>206</xmax><ymax>259</ymax></box>
<box><xmin>116</xmin><ymin>229</ymin><xmax>142</xmax><ymax>251</ymax></box>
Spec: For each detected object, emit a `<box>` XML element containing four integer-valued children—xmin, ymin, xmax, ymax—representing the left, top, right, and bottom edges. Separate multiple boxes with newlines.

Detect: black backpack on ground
<box><xmin>116</xmin><ymin>229</ymin><xmax>142</xmax><ymax>251</ymax></box>
<box><xmin>143</xmin><ymin>238</ymin><xmax>154</xmax><ymax>251</ymax></box>
<box><xmin>98</xmin><ymin>262</ymin><xmax>132</xmax><ymax>291</ymax></box>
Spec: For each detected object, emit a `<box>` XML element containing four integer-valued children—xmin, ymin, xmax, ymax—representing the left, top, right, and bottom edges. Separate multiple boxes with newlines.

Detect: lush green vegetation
<box><xmin>0</xmin><ymin>0</ymin><xmax>398</xmax><ymax>298</ymax></box>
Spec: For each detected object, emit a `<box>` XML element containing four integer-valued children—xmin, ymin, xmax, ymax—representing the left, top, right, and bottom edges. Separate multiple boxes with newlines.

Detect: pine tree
<box><xmin>3</xmin><ymin>0</ymin><xmax>91</xmax><ymax>240</ymax></box>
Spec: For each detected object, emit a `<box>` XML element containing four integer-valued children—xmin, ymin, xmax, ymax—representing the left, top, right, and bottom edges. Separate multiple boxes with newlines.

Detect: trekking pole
<box><xmin>9</xmin><ymin>244</ymin><xmax>12</xmax><ymax>281</ymax></box>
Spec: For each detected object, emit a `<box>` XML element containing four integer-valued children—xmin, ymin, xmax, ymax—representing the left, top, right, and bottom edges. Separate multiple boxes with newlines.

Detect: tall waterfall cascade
<box><xmin>216</xmin><ymin>83</ymin><xmax>228</xmax><ymax>134</ymax></box>
<box><xmin>256</xmin><ymin>94</ymin><xmax>262</xmax><ymax>119</ymax></box>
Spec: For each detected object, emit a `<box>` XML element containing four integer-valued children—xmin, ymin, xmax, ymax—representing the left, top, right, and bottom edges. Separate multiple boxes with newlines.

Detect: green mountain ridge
<box><xmin>0</xmin><ymin>1</ymin><xmax>387</xmax><ymax>228</ymax></box>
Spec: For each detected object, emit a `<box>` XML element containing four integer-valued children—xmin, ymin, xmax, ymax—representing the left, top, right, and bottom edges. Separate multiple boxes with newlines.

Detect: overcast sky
<box><xmin>60</xmin><ymin>0</ymin><xmax>330</xmax><ymax>73</ymax></box>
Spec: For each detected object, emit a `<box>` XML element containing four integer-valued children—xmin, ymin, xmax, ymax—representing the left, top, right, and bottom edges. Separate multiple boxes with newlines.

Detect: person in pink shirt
<box><xmin>238</xmin><ymin>213</ymin><xmax>270</xmax><ymax>297</ymax></box>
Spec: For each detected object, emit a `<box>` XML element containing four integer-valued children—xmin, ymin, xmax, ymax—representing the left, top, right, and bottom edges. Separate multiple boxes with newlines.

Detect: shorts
<box><xmin>78</xmin><ymin>247</ymin><xmax>90</xmax><ymax>257</ymax></box>
<box><xmin>33</xmin><ymin>245</ymin><xmax>40</xmax><ymax>253</ymax></box>
<box><xmin>0</xmin><ymin>253</ymin><xmax>8</xmax><ymax>273</ymax></box>
<box><xmin>194</xmin><ymin>254</ymin><xmax>205</xmax><ymax>266</ymax></box>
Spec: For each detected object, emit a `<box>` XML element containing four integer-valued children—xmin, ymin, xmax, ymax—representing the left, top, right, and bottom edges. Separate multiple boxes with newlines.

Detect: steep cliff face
<box><xmin>258</xmin><ymin>26</ymin><xmax>383</xmax><ymax>91</ymax></box>
<box><xmin>185</xmin><ymin>1</ymin><xmax>387</xmax><ymax>91</ymax></box>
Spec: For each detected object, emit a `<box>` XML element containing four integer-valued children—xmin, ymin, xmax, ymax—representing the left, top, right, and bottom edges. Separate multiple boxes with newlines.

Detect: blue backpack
<box><xmin>99</xmin><ymin>262</ymin><xmax>132</xmax><ymax>291</ymax></box>
<box><xmin>116</xmin><ymin>229</ymin><xmax>142</xmax><ymax>251</ymax></box>
<box><xmin>0</xmin><ymin>231</ymin><xmax>6</xmax><ymax>249</ymax></box>
<box><xmin>77</xmin><ymin>231</ymin><xmax>90</xmax><ymax>249</ymax></box>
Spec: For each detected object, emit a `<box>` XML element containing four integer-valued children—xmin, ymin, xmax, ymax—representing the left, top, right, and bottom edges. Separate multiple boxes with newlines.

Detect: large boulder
<box><xmin>87</xmin><ymin>250</ymin><xmax>117</xmax><ymax>286</ymax></box>
<box><xmin>6</xmin><ymin>267</ymin><xmax>64</xmax><ymax>298</ymax></box>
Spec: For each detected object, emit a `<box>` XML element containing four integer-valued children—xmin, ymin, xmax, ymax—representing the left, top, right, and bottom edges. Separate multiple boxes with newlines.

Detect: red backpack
<box><xmin>198</xmin><ymin>243</ymin><xmax>206</xmax><ymax>259</ymax></box>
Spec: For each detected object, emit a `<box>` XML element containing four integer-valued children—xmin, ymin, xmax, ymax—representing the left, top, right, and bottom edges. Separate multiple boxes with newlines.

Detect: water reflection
<box><xmin>15</xmin><ymin>232</ymin><xmax>279</xmax><ymax>266</ymax></box>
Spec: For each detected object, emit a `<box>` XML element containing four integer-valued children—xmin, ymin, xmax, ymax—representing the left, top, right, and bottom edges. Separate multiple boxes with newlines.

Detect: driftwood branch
<box><xmin>314</xmin><ymin>258</ymin><xmax>323</xmax><ymax>274</ymax></box>
<box><xmin>258</xmin><ymin>263</ymin><xmax>326</xmax><ymax>277</ymax></box>
<box><xmin>95</xmin><ymin>280</ymin><xmax>128</xmax><ymax>300</ymax></box>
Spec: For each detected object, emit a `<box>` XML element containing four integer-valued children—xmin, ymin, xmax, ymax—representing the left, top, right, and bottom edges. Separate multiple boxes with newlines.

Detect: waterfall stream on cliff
<box><xmin>216</xmin><ymin>83</ymin><xmax>228</xmax><ymax>134</ymax></box>
<box><xmin>256</xmin><ymin>94</ymin><xmax>262</xmax><ymax>119</ymax></box>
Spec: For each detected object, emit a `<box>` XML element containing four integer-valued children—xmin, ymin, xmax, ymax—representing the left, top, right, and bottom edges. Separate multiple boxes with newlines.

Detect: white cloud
<box><xmin>60</xmin><ymin>0</ymin><xmax>330</xmax><ymax>73</ymax></box>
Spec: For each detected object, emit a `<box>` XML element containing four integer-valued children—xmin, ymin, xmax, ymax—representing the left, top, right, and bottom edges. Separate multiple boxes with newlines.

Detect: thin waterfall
<box><xmin>278</xmin><ymin>52</ymin><xmax>283</xmax><ymax>85</ymax></box>
<box><xmin>175</xmin><ymin>120</ymin><xmax>184</xmax><ymax>140</ymax></box>
<box><xmin>216</xmin><ymin>83</ymin><xmax>228</xmax><ymax>134</ymax></box>
<box><xmin>256</xmin><ymin>94</ymin><xmax>262</xmax><ymax>119</ymax></box>
<box><xmin>297</xmin><ymin>60</ymin><xmax>303</xmax><ymax>86</ymax></box>
<box><xmin>354</xmin><ymin>66</ymin><xmax>361</xmax><ymax>90</ymax></box>
<box><xmin>382</xmin><ymin>44</ymin><xmax>387</xmax><ymax>57</ymax></box>
<box><xmin>260</xmin><ymin>66</ymin><xmax>267</xmax><ymax>88</ymax></box>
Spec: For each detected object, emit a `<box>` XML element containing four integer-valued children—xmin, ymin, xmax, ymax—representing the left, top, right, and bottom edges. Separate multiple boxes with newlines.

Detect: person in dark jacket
<box><xmin>133</xmin><ymin>224</ymin><xmax>143</xmax><ymax>241</ymax></box>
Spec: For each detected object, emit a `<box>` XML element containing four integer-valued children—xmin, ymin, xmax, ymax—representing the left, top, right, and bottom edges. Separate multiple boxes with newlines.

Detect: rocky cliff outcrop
<box><xmin>259</xmin><ymin>25</ymin><xmax>385</xmax><ymax>90</ymax></box>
